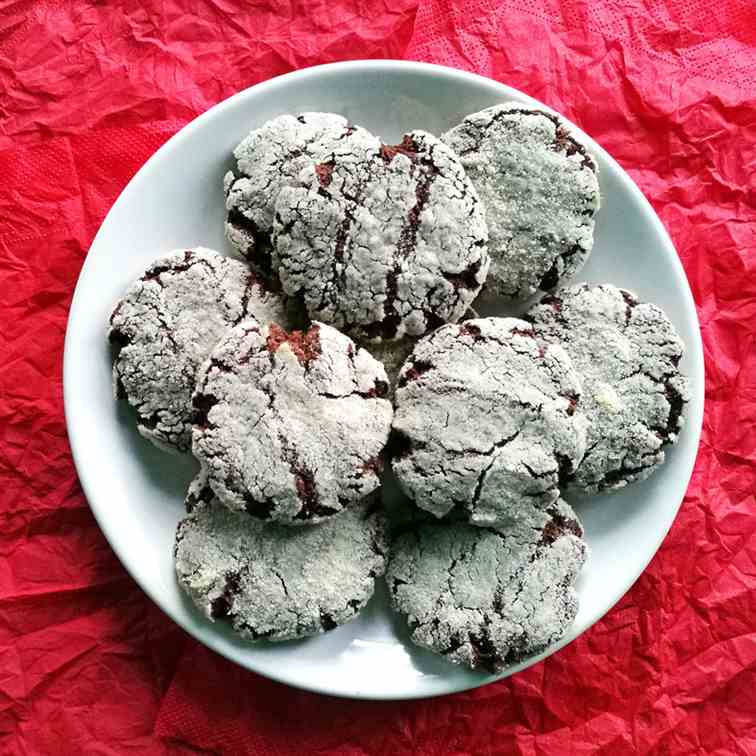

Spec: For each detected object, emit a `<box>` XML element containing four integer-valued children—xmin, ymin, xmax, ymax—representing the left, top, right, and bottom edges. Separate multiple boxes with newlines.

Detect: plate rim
<box><xmin>63</xmin><ymin>59</ymin><xmax>705</xmax><ymax>700</ymax></box>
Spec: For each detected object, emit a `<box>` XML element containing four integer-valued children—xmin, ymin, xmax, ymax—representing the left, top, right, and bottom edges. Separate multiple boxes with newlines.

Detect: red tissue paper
<box><xmin>1</xmin><ymin>0</ymin><xmax>755</xmax><ymax>753</ymax></box>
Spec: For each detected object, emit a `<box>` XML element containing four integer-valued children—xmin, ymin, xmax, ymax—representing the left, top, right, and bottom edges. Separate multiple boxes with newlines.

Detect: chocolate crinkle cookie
<box><xmin>273</xmin><ymin>130</ymin><xmax>489</xmax><ymax>342</ymax></box>
<box><xmin>175</xmin><ymin>478</ymin><xmax>388</xmax><ymax>641</ymax></box>
<box><xmin>391</xmin><ymin>317</ymin><xmax>587</xmax><ymax>526</ymax></box>
<box><xmin>387</xmin><ymin>498</ymin><xmax>588</xmax><ymax>672</ymax></box>
<box><xmin>108</xmin><ymin>248</ymin><xmax>290</xmax><ymax>453</ymax></box>
<box><xmin>224</xmin><ymin>112</ymin><xmax>380</xmax><ymax>270</ymax></box>
<box><xmin>191</xmin><ymin>319</ymin><xmax>393</xmax><ymax>524</ymax></box>
<box><xmin>443</xmin><ymin>103</ymin><xmax>600</xmax><ymax>301</ymax></box>
<box><xmin>526</xmin><ymin>283</ymin><xmax>690</xmax><ymax>494</ymax></box>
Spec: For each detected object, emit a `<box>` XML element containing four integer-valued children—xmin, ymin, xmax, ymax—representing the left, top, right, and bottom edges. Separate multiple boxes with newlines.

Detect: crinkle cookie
<box><xmin>109</xmin><ymin>248</ymin><xmax>290</xmax><ymax>453</ymax></box>
<box><xmin>224</xmin><ymin>112</ymin><xmax>380</xmax><ymax>269</ymax></box>
<box><xmin>387</xmin><ymin>498</ymin><xmax>588</xmax><ymax>672</ymax></box>
<box><xmin>442</xmin><ymin>104</ymin><xmax>600</xmax><ymax>300</ymax></box>
<box><xmin>391</xmin><ymin>317</ymin><xmax>587</xmax><ymax>526</ymax></box>
<box><xmin>273</xmin><ymin>130</ymin><xmax>489</xmax><ymax>342</ymax></box>
<box><xmin>175</xmin><ymin>480</ymin><xmax>388</xmax><ymax>641</ymax></box>
<box><xmin>191</xmin><ymin>320</ymin><xmax>393</xmax><ymax>523</ymax></box>
<box><xmin>526</xmin><ymin>283</ymin><xmax>690</xmax><ymax>493</ymax></box>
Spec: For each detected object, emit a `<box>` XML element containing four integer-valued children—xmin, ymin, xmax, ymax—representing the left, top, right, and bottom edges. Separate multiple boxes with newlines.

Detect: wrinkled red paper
<box><xmin>1</xmin><ymin>1</ymin><xmax>755</xmax><ymax>753</ymax></box>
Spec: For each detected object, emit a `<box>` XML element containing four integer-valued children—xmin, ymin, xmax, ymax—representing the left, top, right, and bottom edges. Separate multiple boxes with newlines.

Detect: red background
<box><xmin>1</xmin><ymin>1</ymin><xmax>755</xmax><ymax>753</ymax></box>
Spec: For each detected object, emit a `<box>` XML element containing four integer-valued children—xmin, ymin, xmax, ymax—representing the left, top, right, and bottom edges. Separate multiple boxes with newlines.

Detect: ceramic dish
<box><xmin>63</xmin><ymin>60</ymin><xmax>704</xmax><ymax>700</ymax></box>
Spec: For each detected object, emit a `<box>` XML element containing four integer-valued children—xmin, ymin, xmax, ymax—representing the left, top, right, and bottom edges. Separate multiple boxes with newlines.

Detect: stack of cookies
<box><xmin>109</xmin><ymin>105</ymin><xmax>690</xmax><ymax>673</ymax></box>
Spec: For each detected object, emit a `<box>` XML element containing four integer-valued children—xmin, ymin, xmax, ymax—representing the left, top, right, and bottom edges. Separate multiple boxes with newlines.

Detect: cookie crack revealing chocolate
<box><xmin>322</xmin><ymin>170</ymin><xmax>365</xmax><ymax>315</ymax></box>
<box><xmin>210</xmin><ymin>570</ymin><xmax>242</xmax><ymax>619</ymax></box>
<box><xmin>242</xmin><ymin>492</ymin><xmax>277</xmax><ymax>519</ymax></box>
<box><xmin>598</xmin><ymin>455</ymin><xmax>662</xmax><ymax>488</ymax></box>
<box><xmin>396</xmin><ymin>359</ymin><xmax>434</xmax><ymax>388</ymax></box>
<box><xmin>266</xmin><ymin>322</ymin><xmax>322</xmax><ymax>369</ymax></box>
<box><xmin>273</xmin><ymin>130</ymin><xmax>489</xmax><ymax>342</ymax></box>
<box><xmin>537</xmin><ymin>241</ymin><xmax>583</xmax><ymax>292</ymax></box>
<box><xmin>277</xmin><ymin>432</ymin><xmax>338</xmax><ymax>521</ymax></box>
<box><xmin>317</xmin><ymin>378</ymin><xmax>389</xmax><ymax>400</ymax></box>
<box><xmin>386</xmin><ymin>499</ymin><xmax>588</xmax><ymax>672</ymax></box>
<box><xmin>141</xmin><ymin>249</ymin><xmax>214</xmax><ymax>284</ymax></box>
<box><xmin>109</xmin><ymin>248</ymin><xmax>291</xmax><ymax>453</ymax></box>
<box><xmin>191</xmin><ymin>392</ymin><xmax>219</xmax><ymax>430</ymax></box>
<box><xmin>469</xmin><ymin>429</ymin><xmax>522</xmax><ymax>508</ymax></box>
<box><xmin>185</xmin><ymin>479</ymin><xmax>215</xmax><ymax>513</ymax></box>
<box><xmin>379</xmin><ymin>137</ymin><xmax>441</xmax><ymax>340</ymax></box>
<box><xmin>539</xmin><ymin>504</ymin><xmax>583</xmax><ymax>545</ymax></box>
<box><xmin>442</xmin><ymin>258</ymin><xmax>484</xmax><ymax>295</ymax></box>
<box><xmin>226</xmin><ymin>207</ymin><xmax>274</xmax><ymax>280</ymax></box>
<box><xmin>174</xmin><ymin>489</ymin><xmax>388</xmax><ymax>641</ymax></box>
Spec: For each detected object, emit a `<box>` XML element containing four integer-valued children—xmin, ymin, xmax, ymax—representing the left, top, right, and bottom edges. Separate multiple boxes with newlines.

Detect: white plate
<box><xmin>64</xmin><ymin>61</ymin><xmax>704</xmax><ymax>700</ymax></box>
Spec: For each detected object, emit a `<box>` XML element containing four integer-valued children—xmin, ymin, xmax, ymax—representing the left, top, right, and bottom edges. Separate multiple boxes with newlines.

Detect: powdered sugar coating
<box><xmin>225</xmin><ymin>112</ymin><xmax>380</xmax><ymax>268</ymax></box>
<box><xmin>108</xmin><ymin>248</ymin><xmax>290</xmax><ymax>453</ymax></box>
<box><xmin>273</xmin><ymin>130</ymin><xmax>489</xmax><ymax>342</ymax></box>
<box><xmin>387</xmin><ymin>498</ymin><xmax>588</xmax><ymax>672</ymax></box>
<box><xmin>442</xmin><ymin>103</ymin><xmax>600</xmax><ymax>300</ymax></box>
<box><xmin>175</xmin><ymin>483</ymin><xmax>387</xmax><ymax>641</ymax></box>
<box><xmin>391</xmin><ymin>317</ymin><xmax>588</xmax><ymax>526</ymax></box>
<box><xmin>191</xmin><ymin>320</ymin><xmax>393</xmax><ymax>523</ymax></box>
<box><xmin>526</xmin><ymin>283</ymin><xmax>690</xmax><ymax>493</ymax></box>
